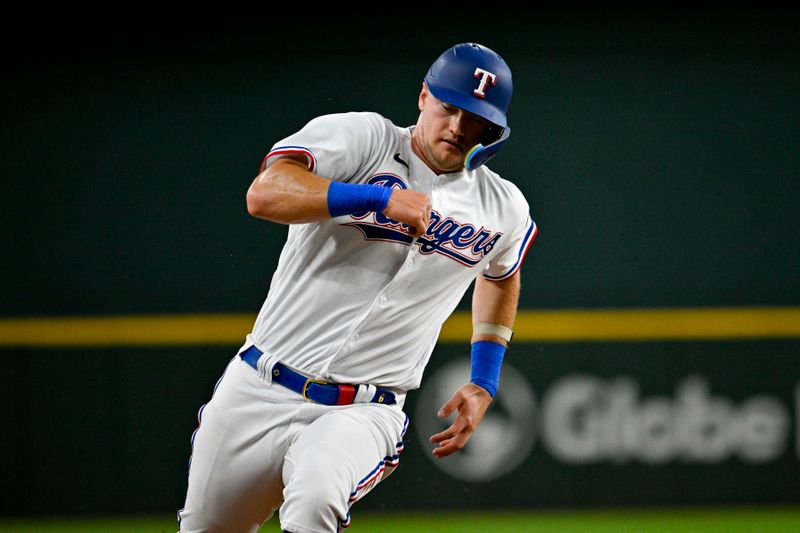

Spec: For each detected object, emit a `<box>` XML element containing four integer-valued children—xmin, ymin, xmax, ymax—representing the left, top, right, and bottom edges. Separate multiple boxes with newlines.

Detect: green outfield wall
<box><xmin>2</xmin><ymin>340</ymin><xmax>800</xmax><ymax>515</ymax></box>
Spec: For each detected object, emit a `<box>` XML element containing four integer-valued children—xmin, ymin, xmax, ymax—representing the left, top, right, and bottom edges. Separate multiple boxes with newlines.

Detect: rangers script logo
<box><xmin>346</xmin><ymin>174</ymin><xmax>502</xmax><ymax>267</ymax></box>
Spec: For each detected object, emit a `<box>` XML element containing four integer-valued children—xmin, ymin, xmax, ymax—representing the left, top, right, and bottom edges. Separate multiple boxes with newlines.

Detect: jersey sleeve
<box><xmin>260</xmin><ymin>112</ymin><xmax>382</xmax><ymax>183</ymax></box>
<box><xmin>482</xmin><ymin>198</ymin><xmax>538</xmax><ymax>282</ymax></box>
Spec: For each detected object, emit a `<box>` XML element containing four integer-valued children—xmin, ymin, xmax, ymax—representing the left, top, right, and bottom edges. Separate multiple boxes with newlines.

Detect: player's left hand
<box><xmin>429</xmin><ymin>383</ymin><xmax>492</xmax><ymax>458</ymax></box>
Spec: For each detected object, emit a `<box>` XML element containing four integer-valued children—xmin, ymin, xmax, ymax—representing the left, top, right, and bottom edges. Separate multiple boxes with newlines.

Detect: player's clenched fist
<box><xmin>383</xmin><ymin>189</ymin><xmax>432</xmax><ymax>238</ymax></box>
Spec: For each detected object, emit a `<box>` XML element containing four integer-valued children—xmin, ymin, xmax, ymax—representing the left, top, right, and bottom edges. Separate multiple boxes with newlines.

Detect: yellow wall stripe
<box><xmin>0</xmin><ymin>314</ymin><xmax>255</xmax><ymax>347</ymax></box>
<box><xmin>440</xmin><ymin>307</ymin><xmax>800</xmax><ymax>342</ymax></box>
<box><xmin>0</xmin><ymin>307</ymin><xmax>799</xmax><ymax>347</ymax></box>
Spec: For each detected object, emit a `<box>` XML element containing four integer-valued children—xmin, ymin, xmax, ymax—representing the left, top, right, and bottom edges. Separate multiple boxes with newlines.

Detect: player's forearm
<box><xmin>471</xmin><ymin>272</ymin><xmax>520</xmax><ymax>346</ymax></box>
<box><xmin>246</xmin><ymin>158</ymin><xmax>333</xmax><ymax>224</ymax></box>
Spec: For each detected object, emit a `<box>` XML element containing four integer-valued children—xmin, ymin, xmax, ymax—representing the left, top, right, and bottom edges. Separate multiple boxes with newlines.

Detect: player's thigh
<box><xmin>283</xmin><ymin>404</ymin><xmax>408</xmax><ymax>510</ymax></box>
<box><xmin>180</xmin><ymin>357</ymin><xmax>298</xmax><ymax>532</ymax></box>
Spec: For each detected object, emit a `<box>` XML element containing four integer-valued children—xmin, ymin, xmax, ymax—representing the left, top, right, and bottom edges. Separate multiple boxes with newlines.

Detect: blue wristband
<box><xmin>470</xmin><ymin>340</ymin><xmax>506</xmax><ymax>397</ymax></box>
<box><xmin>327</xmin><ymin>181</ymin><xmax>393</xmax><ymax>217</ymax></box>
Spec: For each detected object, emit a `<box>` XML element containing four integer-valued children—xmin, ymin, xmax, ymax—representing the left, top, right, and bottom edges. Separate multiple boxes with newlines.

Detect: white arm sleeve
<box><xmin>482</xmin><ymin>206</ymin><xmax>538</xmax><ymax>281</ymax></box>
<box><xmin>260</xmin><ymin>112</ymin><xmax>383</xmax><ymax>183</ymax></box>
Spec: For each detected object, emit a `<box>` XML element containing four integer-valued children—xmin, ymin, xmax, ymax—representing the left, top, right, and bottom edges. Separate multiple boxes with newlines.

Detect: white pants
<box><xmin>178</xmin><ymin>355</ymin><xmax>409</xmax><ymax>533</ymax></box>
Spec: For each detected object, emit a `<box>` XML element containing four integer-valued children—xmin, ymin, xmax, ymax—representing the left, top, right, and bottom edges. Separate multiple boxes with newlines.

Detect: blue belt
<box><xmin>239</xmin><ymin>345</ymin><xmax>396</xmax><ymax>406</ymax></box>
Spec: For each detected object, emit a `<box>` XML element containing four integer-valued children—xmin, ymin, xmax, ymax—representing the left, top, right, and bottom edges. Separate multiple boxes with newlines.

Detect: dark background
<box><xmin>4</xmin><ymin>12</ymin><xmax>799</xmax><ymax>316</ymax></box>
<box><xmin>1</xmin><ymin>11</ymin><xmax>798</xmax><ymax>516</ymax></box>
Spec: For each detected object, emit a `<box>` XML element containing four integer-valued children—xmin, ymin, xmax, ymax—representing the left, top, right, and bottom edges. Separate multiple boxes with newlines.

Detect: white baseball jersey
<box><xmin>244</xmin><ymin>111</ymin><xmax>537</xmax><ymax>393</ymax></box>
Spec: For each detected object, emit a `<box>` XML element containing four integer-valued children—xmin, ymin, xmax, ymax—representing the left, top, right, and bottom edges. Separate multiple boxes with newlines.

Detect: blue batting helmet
<box><xmin>424</xmin><ymin>43</ymin><xmax>513</xmax><ymax>170</ymax></box>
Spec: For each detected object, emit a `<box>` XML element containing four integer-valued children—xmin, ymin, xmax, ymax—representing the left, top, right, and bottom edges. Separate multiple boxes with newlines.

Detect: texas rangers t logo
<box><xmin>473</xmin><ymin>68</ymin><xmax>497</xmax><ymax>99</ymax></box>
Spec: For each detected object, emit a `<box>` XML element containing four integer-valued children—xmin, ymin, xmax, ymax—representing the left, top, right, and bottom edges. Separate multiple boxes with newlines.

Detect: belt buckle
<box><xmin>301</xmin><ymin>378</ymin><xmax>329</xmax><ymax>402</ymax></box>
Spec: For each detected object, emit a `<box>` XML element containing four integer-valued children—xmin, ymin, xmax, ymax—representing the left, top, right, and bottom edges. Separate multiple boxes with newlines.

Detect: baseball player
<box><xmin>178</xmin><ymin>42</ymin><xmax>537</xmax><ymax>533</ymax></box>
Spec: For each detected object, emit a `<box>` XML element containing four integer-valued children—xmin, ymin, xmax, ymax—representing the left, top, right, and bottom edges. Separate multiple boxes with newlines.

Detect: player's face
<box><xmin>412</xmin><ymin>85</ymin><xmax>492</xmax><ymax>174</ymax></box>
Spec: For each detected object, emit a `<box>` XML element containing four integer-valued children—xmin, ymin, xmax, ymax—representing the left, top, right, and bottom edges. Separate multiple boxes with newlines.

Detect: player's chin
<box><xmin>434</xmin><ymin>150</ymin><xmax>465</xmax><ymax>172</ymax></box>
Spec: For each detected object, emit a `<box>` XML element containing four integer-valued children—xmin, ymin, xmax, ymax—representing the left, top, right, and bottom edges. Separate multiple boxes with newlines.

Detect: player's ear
<box><xmin>418</xmin><ymin>82</ymin><xmax>427</xmax><ymax>112</ymax></box>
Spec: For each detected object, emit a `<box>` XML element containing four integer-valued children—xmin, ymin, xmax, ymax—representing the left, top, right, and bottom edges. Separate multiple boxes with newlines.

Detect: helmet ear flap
<box><xmin>481</xmin><ymin>124</ymin><xmax>505</xmax><ymax>146</ymax></box>
<box><xmin>465</xmin><ymin>127</ymin><xmax>511</xmax><ymax>171</ymax></box>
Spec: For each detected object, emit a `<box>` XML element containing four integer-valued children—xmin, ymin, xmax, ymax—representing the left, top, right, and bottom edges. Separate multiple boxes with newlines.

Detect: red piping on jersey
<box><xmin>261</xmin><ymin>147</ymin><xmax>317</xmax><ymax>173</ymax></box>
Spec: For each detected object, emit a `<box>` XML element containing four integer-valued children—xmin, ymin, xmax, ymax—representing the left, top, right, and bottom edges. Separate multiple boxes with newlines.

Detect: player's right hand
<box><xmin>382</xmin><ymin>189</ymin><xmax>432</xmax><ymax>238</ymax></box>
